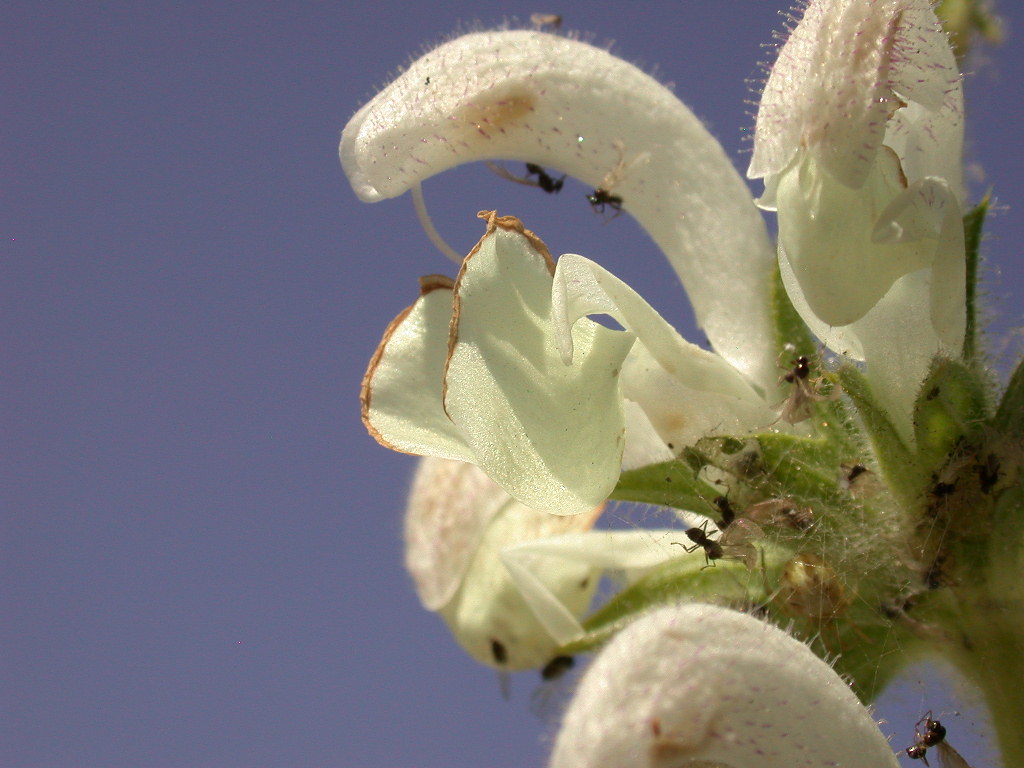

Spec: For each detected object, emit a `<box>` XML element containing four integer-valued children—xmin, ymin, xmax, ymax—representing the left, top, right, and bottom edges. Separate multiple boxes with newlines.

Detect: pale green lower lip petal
<box><xmin>622</xmin><ymin>342</ymin><xmax>777</xmax><ymax>448</ymax></box>
<box><xmin>501</xmin><ymin>529</ymin><xmax>698</xmax><ymax>645</ymax></box>
<box><xmin>848</xmin><ymin>268</ymin><xmax>953</xmax><ymax>442</ymax></box>
<box><xmin>445</xmin><ymin>217</ymin><xmax>634</xmax><ymax>516</ymax></box>
<box><xmin>621</xmin><ymin>399</ymin><xmax>675</xmax><ymax>470</ymax></box>
<box><xmin>405</xmin><ymin>456</ymin><xmax>510</xmax><ymax>612</ymax></box>
<box><xmin>361</xmin><ymin>276</ymin><xmax>474</xmax><ymax>462</ymax></box>
<box><xmin>873</xmin><ymin>176</ymin><xmax>966</xmax><ymax>350</ymax></box>
<box><xmin>553</xmin><ymin>254</ymin><xmax>772</xmax><ymax>403</ymax></box>
<box><xmin>549</xmin><ymin>603</ymin><xmax>900</xmax><ymax>768</ymax></box>
<box><xmin>340</xmin><ymin>29</ymin><xmax>779</xmax><ymax>393</ymax></box>
<box><xmin>780</xmin><ymin>243</ymin><xmax>954</xmax><ymax>441</ymax></box>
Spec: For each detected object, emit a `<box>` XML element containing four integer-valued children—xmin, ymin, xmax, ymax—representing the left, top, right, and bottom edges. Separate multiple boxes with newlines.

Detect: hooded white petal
<box><xmin>549</xmin><ymin>603</ymin><xmax>899</xmax><ymax>768</ymax></box>
<box><xmin>407</xmin><ymin>457</ymin><xmax>602</xmax><ymax>670</ymax></box>
<box><xmin>405</xmin><ymin>455</ymin><xmax>508</xmax><ymax>611</ymax></box>
<box><xmin>749</xmin><ymin>0</ymin><xmax>963</xmax><ymax>194</ymax></box>
<box><xmin>775</xmin><ymin>171</ymin><xmax>965</xmax><ymax>439</ymax></box>
<box><xmin>749</xmin><ymin>0</ymin><xmax>966</xmax><ymax>425</ymax></box>
<box><xmin>341</xmin><ymin>30</ymin><xmax>779</xmax><ymax>391</ymax></box>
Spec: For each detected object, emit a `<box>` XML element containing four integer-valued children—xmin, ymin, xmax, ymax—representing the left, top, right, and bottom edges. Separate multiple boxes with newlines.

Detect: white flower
<box><xmin>360</xmin><ymin>211</ymin><xmax>781</xmax><ymax>515</ymax></box>
<box><xmin>549</xmin><ymin>603</ymin><xmax>899</xmax><ymax>768</ymax></box>
<box><xmin>749</xmin><ymin>0</ymin><xmax>966</xmax><ymax>434</ymax></box>
<box><xmin>347</xmin><ymin>33</ymin><xmax>791</xmax><ymax>514</ymax></box>
<box><xmin>404</xmin><ymin>456</ymin><xmax>601</xmax><ymax>669</ymax></box>
<box><xmin>406</xmin><ymin>455</ymin><xmax>705</xmax><ymax>668</ymax></box>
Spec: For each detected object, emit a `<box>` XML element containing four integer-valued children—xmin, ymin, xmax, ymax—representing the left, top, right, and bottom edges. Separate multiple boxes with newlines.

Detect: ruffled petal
<box><xmin>444</xmin><ymin>214</ymin><xmax>635</xmax><ymax>515</ymax></box>
<box><xmin>552</xmin><ymin>254</ymin><xmax>778</xmax><ymax>446</ymax></box>
<box><xmin>341</xmin><ymin>29</ymin><xmax>778</xmax><ymax>390</ymax></box>
<box><xmin>405</xmin><ymin>456</ymin><xmax>509</xmax><ymax>611</ymax></box>
<box><xmin>621</xmin><ymin>343</ymin><xmax>778</xmax><ymax>449</ymax></box>
<box><xmin>549</xmin><ymin>603</ymin><xmax>899</xmax><ymax>768</ymax></box>
<box><xmin>751</xmin><ymin>0</ymin><xmax>966</xmax><ymax>407</ymax></box>
<box><xmin>361</xmin><ymin>274</ymin><xmax>474</xmax><ymax>462</ymax></box>
<box><xmin>749</xmin><ymin>0</ymin><xmax>963</xmax><ymax>194</ymax></box>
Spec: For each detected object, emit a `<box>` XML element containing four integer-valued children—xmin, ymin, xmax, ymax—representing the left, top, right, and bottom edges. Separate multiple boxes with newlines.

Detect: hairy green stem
<box><xmin>945</xmin><ymin>479</ymin><xmax>1024</xmax><ymax>764</ymax></box>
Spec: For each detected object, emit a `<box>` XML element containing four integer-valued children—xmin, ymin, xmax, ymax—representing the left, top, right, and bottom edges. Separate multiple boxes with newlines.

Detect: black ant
<box><xmin>585</xmin><ymin>139</ymin><xmax>646</xmax><ymax>217</ymax></box>
<box><xmin>586</xmin><ymin>188</ymin><xmax>623</xmax><ymax>214</ymax></box>
<box><xmin>539</xmin><ymin>654</ymin><xmax>574</xmax><ymax>681</ymax></box>
<box><xmin>525</xmin><ymin>163</ymin><xmax>564</xmax><ymax>193</ymax></box>
<box><xmin>840</xmin><ymin>461</ymin><xmax>880</xmax><ymax>498</ymax></box>
<box><xmin>486</xmin><ymin>161</ymin><xmax>565</xmax><ymax>194</ymax></box>
<box><xmin>776</xmin><ymin>351</ymin><xmax>837</xmax><ymax>424</ymax></box>
<box><xmin>676</xmin><ymin>510</ymin><xmax>762</xmax><ymax>571</ymax></box>
<box><xmin>906</xmin><ymin>711</ymin><xmax>972</xmax><ymax>767</ymax></box>
<box><xmin>978</xmin><ymin>452</ymin><xmax>1000</xmax><ymax>493</ymax></box>
<box><xmin>489</xmin><ymin>638</ymin><xmax>508</xmax><ymax>666</ymax></box>
<box><xmin>681</xmin><ymin>521</ymin><xmax>723</xmax><ymax>568</ymax></box>
<box><xmin>845</xmin><ymin>463</ymin><xmax>868</xmax><ymax>483</ymax></box>
<box><xmin>784</xmin><ymin>355</ymin><xmax>810</xmax><ymax>383</ymax></box>
<box><xmin>713</xmin><ymin>495</ymin><xmax>736</xmax><ymax>529</ymax></box>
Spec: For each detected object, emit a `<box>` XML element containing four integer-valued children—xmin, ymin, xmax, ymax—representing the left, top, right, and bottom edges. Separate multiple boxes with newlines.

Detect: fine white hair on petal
<box><xmin>549</xmin><ymin>603</ymin><xmax>899</xmax><ymax>768</ymax></box>
<box><xmin>749</xmin><ymin>0</ymin><xmax>962</xmax><ymax>193</ymax></box>
<box><xmin>341</xmin><ymin>30</ymin><xmax>779</xmax><ymax>393</ymax></box>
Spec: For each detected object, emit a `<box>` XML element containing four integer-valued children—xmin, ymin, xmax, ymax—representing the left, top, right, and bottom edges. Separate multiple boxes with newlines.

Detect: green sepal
<box><xmin>836</xmin><ymin>365</ymin><xmax>919</xmax><ymax>502</ymax></box>
<box><xmin>558</xmin><ymin>550</ymin><xmax>777</xmax><ymax>655</ymax></box>
<box><xmin>995</xmin><ymin>354</ymin><xmax>1024</xmax><ymax>439</ymax></box>
<box><xmin>746</xmin><ymin>432</ymin><xmax>845</xmax><ymax>503</ymax></box>
<box><xmin>558</xmin><ymin>540</ymin><xmax>920</xmax><ymax>703</ymax></box>
<box><xmin>937</xmin><ymin>0</ymin><xmax>1005</xmax><ymax>66</ymax></box>
<box><xmin>962</xmin><ymin>195</ymin><xmax>989</xmax><ymax>362</ymax></box>
<box><xmin>768</xmin><ymin>265</ymin><xmax>856</xmax><ymax>445</ymax></box>
<box><xmin>990</xmin><ymin>477</ymin><xmax>1024</xmax><ymax>599</ymax></box>
<box><xmin>913</xmin><ymin>356</ymin><xmax>992</xmax><ymax>470</ymax></box>
<box><xmin>611</xmin><ymin>458</ymin><xmax>720</xmax><ymax>516</ymax></box>
<box><xmin>937</xmin><ymin>476</ymin><xmax>1024</xmax><ymax>767</ymax></box>
<box><xmin>770</xmin><ymin>259</ymin><xmax>816</xmax><ymax>361</ymax></box>
<box><xmin>759</xmin><ymin>593</ymin><xmax>921</xmax><ymax>702</ymax></box>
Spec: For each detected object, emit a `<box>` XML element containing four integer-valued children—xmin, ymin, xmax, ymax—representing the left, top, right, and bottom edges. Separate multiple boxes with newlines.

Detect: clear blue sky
<box><xmin>5</xmin><ymin>2</ymin><xmax>1022</xmax><ymax>766</ymax></box>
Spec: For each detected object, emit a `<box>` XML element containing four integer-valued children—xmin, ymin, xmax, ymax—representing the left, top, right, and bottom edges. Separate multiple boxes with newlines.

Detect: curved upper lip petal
<box><xmin>341</xmin><ymin>29</ymin><xmax>779</xmax><ymax>392</ymax></box>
